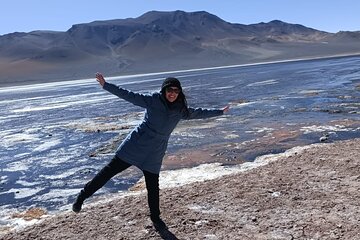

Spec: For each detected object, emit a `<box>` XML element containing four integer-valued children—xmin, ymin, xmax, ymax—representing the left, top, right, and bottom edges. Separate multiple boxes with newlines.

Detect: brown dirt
<box><xmin>1</xmin><ymin>138</ymin><xmax>360</xmax><ymax>240</ymax></box>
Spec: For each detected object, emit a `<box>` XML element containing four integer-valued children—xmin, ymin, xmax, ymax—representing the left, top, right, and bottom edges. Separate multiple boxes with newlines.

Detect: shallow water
<box><xmin>0</xmin><ymin>56</ymin><xmax>360</xmax><ymax>220</ymax></box>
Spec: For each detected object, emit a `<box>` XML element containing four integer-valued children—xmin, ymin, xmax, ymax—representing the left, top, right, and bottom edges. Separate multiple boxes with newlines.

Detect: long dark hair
<box><xmin>176</xmin><ymin>91</ymin><xmax>189</xmax><ymax>116</ymax></box>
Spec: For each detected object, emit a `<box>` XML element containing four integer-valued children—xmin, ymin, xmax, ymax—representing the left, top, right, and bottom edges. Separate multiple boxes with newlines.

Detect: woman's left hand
<box><xmin>222</xmin><ymin>105</ymin><xmax>230</xmax><ymax>113</ymax></box>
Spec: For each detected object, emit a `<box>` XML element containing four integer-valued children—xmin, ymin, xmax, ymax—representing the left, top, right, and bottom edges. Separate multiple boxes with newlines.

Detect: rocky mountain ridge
<box><xmin>1</xmin><ymin>10</ymin><xmax>359</xmax><ymax>86</ymax></box>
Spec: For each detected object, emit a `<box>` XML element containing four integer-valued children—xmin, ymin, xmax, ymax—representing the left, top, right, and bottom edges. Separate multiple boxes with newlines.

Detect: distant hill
<box><xmin>1</xmin><ymin>10</ymin><xmax>360</xmax><ymax>86</ymax></box>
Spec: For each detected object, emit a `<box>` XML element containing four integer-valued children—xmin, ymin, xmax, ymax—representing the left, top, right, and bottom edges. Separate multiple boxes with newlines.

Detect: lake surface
<box><xmin>0</xmin><ymin>56</ymin><xmax>360</xmax><ymax>221</ymax></box>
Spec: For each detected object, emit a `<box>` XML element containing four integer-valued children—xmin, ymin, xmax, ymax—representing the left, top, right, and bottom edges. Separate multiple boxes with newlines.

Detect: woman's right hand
<box><xmin>96</xmin><ymin>72</ymin><xmax>106</xmax><ymax>87</ymax></box>
<box><xmin>222</xmin><ymin>105</ymin><xmax>230</xmax><ymax>114</ymax></box>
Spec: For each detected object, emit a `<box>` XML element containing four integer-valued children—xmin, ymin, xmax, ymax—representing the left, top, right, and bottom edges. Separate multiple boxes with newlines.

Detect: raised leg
<box><xmin>72</xmin><ymin>156</ymin><xmax>131</xmax><ymax>212</ymax></box>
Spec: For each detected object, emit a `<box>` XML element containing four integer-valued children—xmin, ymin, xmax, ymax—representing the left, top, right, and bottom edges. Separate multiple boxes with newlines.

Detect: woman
<box><xmin>72</xmin><ymin>73</ymin><xmax>229</xmax><ymax>231</ymax></box>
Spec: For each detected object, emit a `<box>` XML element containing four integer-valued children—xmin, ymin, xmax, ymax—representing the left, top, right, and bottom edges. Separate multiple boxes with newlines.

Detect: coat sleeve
<box><xmin>103</xmin><ymin>82</ymin><xmax>153</xmax><ymax>108</ymax></box>
<box><xmin>182</xmin><ymin>107</ymin><xmax>223</xmax><ymax>120</ymax></box>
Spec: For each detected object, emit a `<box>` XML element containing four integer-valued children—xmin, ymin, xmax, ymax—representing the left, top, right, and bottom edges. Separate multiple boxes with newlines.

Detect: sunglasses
<box><xmin>166</xmin><ymin>87</ymin><xmax>181</xmax><ymax>94</ymax></box>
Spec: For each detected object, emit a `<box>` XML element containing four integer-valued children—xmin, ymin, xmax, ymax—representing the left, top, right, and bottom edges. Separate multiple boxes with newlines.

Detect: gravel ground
<box><xmin>1</xmin><ymin>138</ymin><xmax>360</xmax><ymax>240</ymax></box>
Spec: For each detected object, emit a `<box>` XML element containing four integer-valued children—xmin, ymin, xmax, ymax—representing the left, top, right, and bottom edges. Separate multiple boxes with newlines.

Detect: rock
<box><xmin>320</xmin><ymin>134</ymin><xmax>330</xmax><ymax>142</ymax></box>
<box><xmin>320</xmin><ymin>136</ymin><xmax>328</xmax><ymax>142</ymax></box>
<box><xmin>271</xmin><ymin>191</ymin><xmax>281</xmax><ymax>197</ymax></box>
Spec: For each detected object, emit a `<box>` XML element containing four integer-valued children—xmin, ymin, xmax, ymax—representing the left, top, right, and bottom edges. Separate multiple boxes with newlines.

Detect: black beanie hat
<box><xmin>161</xmin><ymin>77</ymin><xmax>182</xmax><ymax>92</ymax></box>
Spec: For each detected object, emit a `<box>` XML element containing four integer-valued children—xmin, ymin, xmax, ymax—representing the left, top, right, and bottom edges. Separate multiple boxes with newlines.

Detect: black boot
<box><xmin>72</xmin><ymin>190</ymin><xmax>86</xmax><ymax>213</ymax></box>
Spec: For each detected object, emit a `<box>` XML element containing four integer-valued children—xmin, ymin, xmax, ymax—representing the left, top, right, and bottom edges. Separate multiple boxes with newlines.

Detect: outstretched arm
<box><xmin>96</xmin><ymin>72</ymin><xmax>153</xmax><ymax>108</ymax></box>
<box><xmin>183</xmin><ymin>105</ymin><xmax>229</xmax><ymax>120</ymax></box>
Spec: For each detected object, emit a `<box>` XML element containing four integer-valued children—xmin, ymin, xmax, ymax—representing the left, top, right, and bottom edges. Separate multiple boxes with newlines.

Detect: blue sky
<box><xmin>1</xmin><ymin>0</ymin><xmax>359</xmax><ymax>35</ymax></box>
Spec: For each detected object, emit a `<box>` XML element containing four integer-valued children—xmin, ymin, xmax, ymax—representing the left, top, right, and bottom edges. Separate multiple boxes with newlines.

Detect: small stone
<box><xmin>320</xmin><ymin>136</ymin><xmax>329</xmax><ymax>142</ymax></box>
<box><xmin>271</xmin><ymin>191</ymin><xmax>281</xmax><ymax>197</ymax></box>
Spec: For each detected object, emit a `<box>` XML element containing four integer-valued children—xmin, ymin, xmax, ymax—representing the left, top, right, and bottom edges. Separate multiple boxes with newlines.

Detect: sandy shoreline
<box><xmin>1</xmin><ymin>138</ymin><xmax>360</xmax><ymax>240</ymax></box>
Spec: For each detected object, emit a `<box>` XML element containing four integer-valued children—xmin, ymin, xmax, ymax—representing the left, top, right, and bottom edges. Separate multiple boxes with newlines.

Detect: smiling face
<box><xmin>165</xmin><ymin>87</ymin><xmax>181</xmax><ymax>102</ymax></box>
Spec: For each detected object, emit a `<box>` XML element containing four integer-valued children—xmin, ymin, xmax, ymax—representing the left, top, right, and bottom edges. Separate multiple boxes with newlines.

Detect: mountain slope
<box><xmin>0</xmin><ymin>10</ymin><xmax>359</xmax><ymax>86</ymax></box>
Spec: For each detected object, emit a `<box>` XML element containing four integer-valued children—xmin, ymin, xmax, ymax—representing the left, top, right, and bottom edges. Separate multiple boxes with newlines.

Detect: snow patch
<box><xmin>156</xmin><ymin>144</ymin><xmax>316</xmax><ymax>190</ymax></box>
<box><xmin>246</xmin><ymin>127</ymin><xmax>274</xmax><ymax>134</ymax></box>
<box><xmin>12</xmin><ymin>104</ymin><xmax>70</xmax><ymax>113</ymax></box>
<box><xmin>39</xmin><ymin>166</ymin><xmax>92</xmax><ymax>180</ymax></box>
<box><xmin>4</xmin><ymin>160</ymin><xmax>32</xmax><ymax>172</ymax></box>
<box><xmin>33</xmin><ymin>139</ymin><xmax>62</xmax><ymax>152</ymax></box>
<box><xmin>159</xmin><ymin>163</ymin><xmax>235</xmax><ymax>189</ymax></box>
<box><xmin>3</xmin><ymin>188</ymin><xmax>43</xmax><ymax>199</ymax></box>
<box><xmin>15</xmin><ymin>180</ymin><xmax>41</xmax><ymax>187</ymax></box>
<box><xmin>30</xmin><ymin>189</ymin><xmax>80</xmax><ymax>203</ymax></box>
<box><xmin>246</xmin><ymin>79</ymin><xmax>278</xmax><ymax>87</ymax></box>
<box><xmin>300</xmin><ymin>124</ymin><xmax>348</xmax><ymax>134</ymax></box>
<box><xmin>224</xmin><ymin>133</ymin><xmax>239</xmax><ymax>139</ymax></box>
<box><xmin>209</xmin><ymin>85</ymin><xmax>234</xmax><ymax>90</ymax></box>
<box><xmin>0</xmin><ymin>175</ymin><xmax>8</xmax><ymax>182</ymax></box>
<box><xmin>230</xmin><ymin>101</ymin><xmax>257</xmax><ymax>108</ymax></box>
<box><xmin>0</xmin><ymin>114</ymin><xmax>25</xmax><ymax>120</ymax></box>
<box><xmin>39</xmin><ymin>155</ymin><xmax>75</xmax><ymax>167</ymax></box>
<box><xmin>1</xmin><ymin>133</ymin><xmax>40</xmax><ymax>147</ymax></box>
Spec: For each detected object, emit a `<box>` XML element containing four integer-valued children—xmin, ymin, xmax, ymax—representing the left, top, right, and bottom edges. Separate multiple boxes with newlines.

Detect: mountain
<box><xmin>1</xmin><ymin>10</ymin><xmax>360</xmax><ymax>86</ymax></box>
